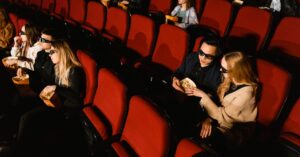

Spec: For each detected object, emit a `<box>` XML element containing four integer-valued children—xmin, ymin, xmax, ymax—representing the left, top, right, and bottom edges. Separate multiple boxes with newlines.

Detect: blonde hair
<box><xmin>52</xmin><ymin>40</ymin><xmax>81</xmax><ymax>87</ymax></box>
<box><xmin>217</xmin><ymin>51</ymin><xmax>258</xmax><ymax>99</ymax></box>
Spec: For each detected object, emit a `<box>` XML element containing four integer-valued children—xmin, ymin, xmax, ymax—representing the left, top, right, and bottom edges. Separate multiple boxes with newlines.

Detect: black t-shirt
<box><xmin>224</xmin><ymin>83</ymin><xmax>249</xmax><ymax>97</ymax></box>
<box><xmin>174</xmin><ymin>52</ymin><xmax>222</xmax><ymax>100</ymax></box>
<box><xmin>28</xmin><ymin>50</ymin><xmax>55</xmax><ymax>94</ymax></box>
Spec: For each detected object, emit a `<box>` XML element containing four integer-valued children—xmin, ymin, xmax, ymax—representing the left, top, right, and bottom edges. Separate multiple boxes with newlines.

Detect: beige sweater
<box><xmin>200</xmin><ymin>86</ymin><xmax>257</xmax><ymax>132</ymax></box>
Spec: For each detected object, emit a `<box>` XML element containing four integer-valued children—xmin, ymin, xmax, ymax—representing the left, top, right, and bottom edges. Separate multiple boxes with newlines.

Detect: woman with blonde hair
<box><xmin>185</xmin><ymin>51</ymin><xmax>259</xmax><ymax>154</ymax></box>
<box><xmin>15</xmin><ymin>40</ymin><xmax>85</xmax><ymax>155</ymax></box>
<box><xmin>40</xmin><ymin>39</ymin><xmax>84</xmax><ymax>109</ymax></box>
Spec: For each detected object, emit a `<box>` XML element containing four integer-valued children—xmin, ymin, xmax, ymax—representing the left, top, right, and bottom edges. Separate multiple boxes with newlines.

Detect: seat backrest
<box><xmin>199</xmin><ymin>0</ymin><xmax>232</xmax><ymax>37</ymax></box>
<box><xmin>256</xmin><ymin>59</ymin><xmax>291</xmax><ymax>128</ymax></box>
<box><xmin>152</xmin><ymin>24</ymin><xmax>188</xmax><ymax>72</ymax></box>
<box><xmin>18</xmin><ymin>0</ymin><xmax>29</xmax><ymax>6</ymax></box>
<box><xmin>85</xmin><ymin>1</ymin><xmax>106</xmax><ymax>31</ymax></box>
<box><xmin>175</xmin><ymin>138</ymin><xmax>204</xmax><ymax>157</ymax></box>
<box><xmin>194</xmin><ymin>0</ymin><xmax>203</xmax><ymax>16</ymax></box>
<box><xmin>149</xmin><ymin>0</ymin><xmax>172</xmax><ymax>14</ymax></box>
<box><xmin>68</xmin><ymin>0</ymin><xmax>86</xmax><ymax>24</ymax></box>
<box><xmin>268</xmin><ymin>17</ymin><xmax>300</xmax><ymax>59</ymax></box>
<box><xmin>28</xmin><ymin>0</ymin><xmax>41</xmax><ymax>9</ymax></box>
<box><xmin>226</xmin><ymin>6</ymin><xmax>272</xmax><ymax>54</ymax></box>
<box><xmin>192</xmin><ymin>36</ymin><xmax>204</xmax><ymax>52</ymax></box>
<box><xmin>54</xmin><ymin>0</ymin><xmax>69</xmax><ymax>18</ymax></box>
<box><xmin>126</xmin><ymin>14</ymin><xmax>156</xmax><ymax>58</ymax></box>
<box><xmin>93</xmin><ymin>68</ymin><xmax>127</xmax><ymax>136</ymax></box>
<box><xmin>17</xmin><ymin>18</ymin><xmax>27</xmax><ymax>34</ymax></box>
<box><xmin>104</xmin><ymin>7</ymin><xmax>129</xmax><ymax>43</ymax></box>
<box><xmin>8</xmin><ymin>13</ymin><xmax>18</xmax><ymax>35</ymax></box>
<box><xmin>121</xmin><ymin>96</ymin><xmax>170</xmax><ymax>157</ymax></box>
<box><xmin>76</xmin><ymin>50</ymin><xmax>97</xmax><ymax>105</ymax></box>
<box><xmin>281</xmin><ymin>98</ymin><xmax>300</xmax><ymax>138</ymax></box>
<box><xmin>41</xmin><ymin>0</ymin><xmax>55</xmax><ymax>12</ymax></box>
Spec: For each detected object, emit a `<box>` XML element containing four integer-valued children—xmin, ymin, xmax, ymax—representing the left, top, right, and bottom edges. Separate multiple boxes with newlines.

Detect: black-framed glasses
<box><xmin>19</xmin><ymin>30</ymin><xmax>26</xmax><ymax>36</ymax></box>
<box><xmin>220</xmin><ymin>65</ymin><xmax>228</xmax><ymax>73</ymax></box>
<box><xmin>49</xmin><ymin>50</ymin><xmax>57</xmax><ymax>56</ymax></box>
<box><xmin>39</xmin><ymin>37</ymin><xmax>52</xmax><ymax>43</ymax></box>
<box><xmin>198</xmin><ymin>49</ymin><xmax>215</xmax><ymax>60</ymax></box>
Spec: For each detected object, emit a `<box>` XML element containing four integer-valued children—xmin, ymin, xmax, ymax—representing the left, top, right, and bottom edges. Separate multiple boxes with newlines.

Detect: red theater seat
<box><xmin>8</xmin><ymin>13</ymin><xmax>18</xmax><ymax>35</ymax></box>
<box><xmin>65</xmin><ymin>0</ymin><xmax>86</xmax><ymax>26</ymax></box>
<box><xmin>134</xmin><ymin>24</ymin><xmax>188</xmax><ymax>85</ymax></box>
<box><xmin>199</xmin><ymin>0</ymin><xmax>233</xmax><ymax>37</ymax></box>
<box><xmin>267</xmin><ymin>16</ymin><xmax>300</xmax><ymax>59</ymax></box>
<box><xmin>41</xmin><ymin>0</ymin><xmax>55</xmax><ymax>14</ymax></box>
<box><xmin>148</xmin><ymin>0</ymin><xmax>172</xmax><ymax>14</ymax></box>
<box><xmin>28</xmin><ymin>0</ymin><xmax>41</xmax><ymax>10</ymax></box>
<box><xmin>256</xmin><ymin>59</ymin><xmax>291</xmax><ymax>140</ymax></box>
<box><xmin>175</xmin><ymin>138</ymin><xmax>205</xmax><ymax>157</ymax></box>
<box><xmin>225</xmin><ymin>6</ymin><xmax>272</xmax><ymax>55</ymax></box>
<box><xmin>17</xmin><ymin>18</ymin><xmax>28</xmax><ymax>33</ymax></box>
<box><xmin>151</xmin><ymin>24</ymin><xmax>188</xmax><ymax>71</ymax></box>
<box><xmin>81</xmin><ymin>1</ymin><xmax>106</xmax><ymax>35</ymax></box>
<box><xmin>111</xmin><ymin>96</ymin><xmax>170</xmax><ymax>157</ymax></box>
<box><xmin>76</xmin><ymin>50</ymin><xmax>97</xmax><ymax>105</ymax></box>
<box><xmin>101</xmin><ymin>7</ymin><xmax>129</xmax><ymax>43</ymax></box>
<box><xmin>83</xmin><ymin>68</ymin><xmax>127</xmax><ymax>141</ymax></box>
<box><xmin>280</xmin><ymin>98</ymin><xmax>300</xmax><ymax>147</ymax></box>
<box><xmin>119</xmin><ymin>14</ymin><xmax>156</xmax><ymax>65</ymax></box>
<box><xmin>51</xmin><ymin>0</ymin><xmax>69</xmax><ymax>20</ymax></box>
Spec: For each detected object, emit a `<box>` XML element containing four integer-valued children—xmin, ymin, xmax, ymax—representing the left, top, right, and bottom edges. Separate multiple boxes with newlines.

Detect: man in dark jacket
<box><xmin>171</xmin><ymin>35</ymin><xmax>222</xmax><ymax>137</ymax></box>
<box><xmin>27</xmin><ymin>28</ymin><xmax>56</xmax><ymax>94</ymax></box>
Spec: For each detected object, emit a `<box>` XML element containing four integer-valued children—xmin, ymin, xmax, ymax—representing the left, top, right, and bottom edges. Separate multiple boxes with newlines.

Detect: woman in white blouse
<box><xmin>10</xmin><ymin>23</ymin><xmax>42</xmax><ymax>70</ymax></box>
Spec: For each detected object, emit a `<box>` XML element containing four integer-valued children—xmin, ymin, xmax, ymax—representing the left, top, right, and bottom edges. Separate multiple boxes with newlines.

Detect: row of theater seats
<box><xmin>76</xmin><ymin>50</ymin><xmax>204</xmax><ymax>156</ymax></box>
<box><xmin>4</xmin><ymin>0</ymin><xmax>300</xmax><ymax>72</ymax></box>
<box><xmin>4</xmin><ymin>0</ymin><xmax>300</xmax><ymax>58</ymax></box>
<box><xmin>2</xmin><ymin>0</ymin><xmax>299</xmax><ymax>156</ymax></box>
<box><xmin>76</xmin><ymin>48</ymin><xmax>299</xmax><ymax>156</ymax></box>
<box><xmin>5</xmin><ymin>0</ymin><xmax>300</xmax><ymax>95</ymax></box>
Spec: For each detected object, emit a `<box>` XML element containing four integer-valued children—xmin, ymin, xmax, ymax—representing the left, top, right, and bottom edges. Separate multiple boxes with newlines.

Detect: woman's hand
<box><xmin>172</xmin><ymin>77</ymin><xmax>184</xmax><ymax>92</ymax></box>
<box><xmin>199</xmin><ymin>118</ymin><xmax>213</xmax><ymax>139</ymax></box>
<box><xmin>13</xmin><ymin>36</ymin><xmax>21</xmax><ymax>47</ymax></box>
<box><xmin>185</xmin><ymin>87</ymin><xmax>206</xmax><ymax>97</ymax></box>
<box><xmin>16</xmin><ymin>68</ymin><xmax>24</xmax><ymax>77</ymax></box>
<box><xmin>42</xmin><ymin>85</ymin><xmax>57</xmax><ymax>94</ymax></box>
<box><xmin>120</xmin><ymin>0</ymin><xmax>129</xmax><ymax>5</ymax></box>
<box><xmin>5</xmin><ymin>58</ymin><xmax>17</xmax><ymax>66</ymax></box>
<box><xmin>40</xmin><ymin>85</ymin><xmax>57</xmax><ymax>108</ymax></box>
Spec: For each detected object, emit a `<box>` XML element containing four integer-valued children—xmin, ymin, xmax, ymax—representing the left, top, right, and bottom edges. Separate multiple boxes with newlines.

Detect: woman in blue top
<box><xmin>171</xmin><ymin>0</ymin><xmax>199</xmax><ymax>29</ymax></box>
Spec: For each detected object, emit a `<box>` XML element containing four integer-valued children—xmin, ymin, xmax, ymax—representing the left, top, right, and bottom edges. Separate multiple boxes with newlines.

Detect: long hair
<box><xmin>0</xmin><ymin>7</ymin><xmax>9</xmax><ymax>27</ymax></box>
<box><xmin>185</xmin><ymin>0</ymin><xmax>192</xmax><ymax>9</ymax></box>
<box><xmin>24</xmin><ymin>23</ymin><xmax>40</xmax><ymax>46</ymax></box>
<box><xmin>217</xmin><ymin>51</ymin><xmax>258</xmax><ymax>99</ymax></box>
<box><xmin>52</xmin><ymin>40</ymin><xmax>81</xmax><ymax>87</ymax></box>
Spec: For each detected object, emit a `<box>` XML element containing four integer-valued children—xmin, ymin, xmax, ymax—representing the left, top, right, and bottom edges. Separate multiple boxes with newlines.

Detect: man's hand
<box><xmin>172</xmin><ymin>77</ymin><xmax>184</xmax><ymax>92</ymax></box>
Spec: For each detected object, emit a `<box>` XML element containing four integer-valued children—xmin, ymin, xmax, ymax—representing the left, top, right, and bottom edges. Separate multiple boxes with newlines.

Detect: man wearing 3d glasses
<box><xmin>172</xmin><ymin>35</ymin><xmax>222</xmax><ymax>99</ymax></box>
<box><xmin>17</xmin><ymin>28</ymin><xmax>58</xmax><ymax>94</ymax></box>
<box><xmin>171</xmin><ymin>34</ymin><xmax>222</xmax><ymax>137</ymax></box>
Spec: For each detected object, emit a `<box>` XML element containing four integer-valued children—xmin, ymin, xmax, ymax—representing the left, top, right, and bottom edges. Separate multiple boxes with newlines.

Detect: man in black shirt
<box><xmin>28</xmin><ymin>28</ymin><xmax>56</xmax><ymax>94</ymax></box>
<box><xmin>171</xmin><ymin>35</ymin><xmax>222</xmax><ymax>137</ymax></box>
<box><xmin>172</xmin><ymin>36</ymin><xmax>221</xmax><ymax>101</ymax></box>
